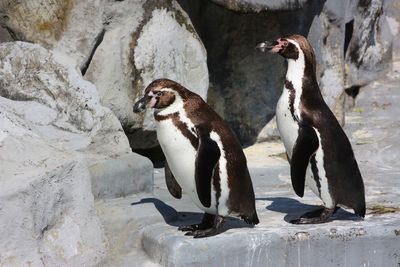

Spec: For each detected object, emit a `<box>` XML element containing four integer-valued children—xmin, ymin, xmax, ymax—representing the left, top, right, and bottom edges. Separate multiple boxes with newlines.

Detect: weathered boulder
<box><xmin>0</xmin><ymin>0</ymin><xmax>104</xmax><ymax>69</ymax></box>
<box><xmin>345</xmin><ymin>0</ymin><xmax>394</xmax><ymax>88</ymax></box>
<box><xmin>84</xmin><ymin>0</ymin><xmax>209</xmax><ymax>149</ymax></box>
<box><xmin>0</xmin><ymin>41</ymin><xmax>130</xmax><ymax>158</ymax></box>
<box><xmin>0</xmin><ymin>41</ymin><xmax>152</xmax><ymax>265</ymax></box>
<box><xmin>0</xmin><ymin>160</ymin><xmax>107</xmax><ymax>266</ymax></box>
<box><xmin>386</xmin><ymin>1</ymin><xmax>400</xmax><ymax>58</ymax></box>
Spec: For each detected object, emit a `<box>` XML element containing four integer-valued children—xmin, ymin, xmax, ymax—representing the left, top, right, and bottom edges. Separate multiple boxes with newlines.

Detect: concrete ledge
<box><xmin>141</xmin><ymin>221</ymin><xmax>400</xmax><ymax>267</ymax></box>
<box><xmin>90</xmin><ymin>153</ymin><xmax>153</xmax><ymax>199</ymax></box>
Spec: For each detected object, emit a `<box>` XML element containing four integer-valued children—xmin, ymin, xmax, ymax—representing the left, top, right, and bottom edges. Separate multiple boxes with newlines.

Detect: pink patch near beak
<box><xmin>271</xmin><ymin>46</ymin><xmax>282</xmax><ymax>53</ymax></box>
<box><xmin>271</xmin><ymin>38</ymin><xmax>285</xmax><ymax>53</ymax></box>
<box><xmin>149</xmin><ymin>97</ymin><xmax>157</xmax><ymax>108</ymax></box>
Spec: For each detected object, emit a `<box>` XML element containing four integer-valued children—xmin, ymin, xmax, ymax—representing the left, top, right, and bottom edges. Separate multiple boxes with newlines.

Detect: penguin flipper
<box><xmin>291</xmin><ymin>125</ymin><xmax>319</xmax><ymax>197</ymax></box>
<box><xmin>165</xmin><ymin>160</ymin><xmax>182</xmax><ymax>199</ymax></box>
<box><xmin>195</xmin><ymin>126</ymin><xmax>221</xmax><ymax>208</ymax></box>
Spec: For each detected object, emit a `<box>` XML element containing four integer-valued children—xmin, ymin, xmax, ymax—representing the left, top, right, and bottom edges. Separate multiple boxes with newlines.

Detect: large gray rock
<box><xmin>0</xmin><ymin>161</ymin><xmax>107</xmax><ymax>266</ymax></box>
<box><xmin>0</xmin><ymin>41</ymin><xmax>130</xmax><ymax>158</ymax></box>
<box><xmin>0</xmin><ymin>41</ymin><xmax>151</xmax><ymax>265</ymax></box>
<box><xmin>84</xmin><ymin>0</ymin><xmax>209</xmax><ymax>149</ymax></box>
<box><xmin>90</xmin><ymin>153</ymin><xmax>153</xmax><ymax>199</ymax></box>
<box><xmin>345</xmin><ymin>0</ymin><xmax>394</xmax><ymax>87</ymax></box>
<box><xmin>386</xmin><ymin>1</ymin><xmax>400</xmax><ymax>58</ymax></box>
<box><xmin>0</xmin><ymin>0</ymin><xmax>209</xmax><ymax>150</ymax></box>
<box><xmin>0</xmin><ymin>0</ymin><xmax>104</xmax><ymax>69</ymax></box>
<box><xmin>307</xmin><ymin>0</ymin><xmax>359</xmax><ymax>124</ymax></box>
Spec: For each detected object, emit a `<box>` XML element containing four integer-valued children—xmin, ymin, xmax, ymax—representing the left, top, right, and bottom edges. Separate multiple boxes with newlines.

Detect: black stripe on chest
<box><xmin>155</xmin><ymin>112</ymin><xmax>199</xmax><ymax>148</ymax></box>
<box><xmin>212</xmin><ymin>163</ymin><xmax>221</xmax><ymax>208</ymax></box>
<box><xmin>310</xmin><ymin>155</ymin><xmax>322</xmax><ymax>196</ymax></box>
<box><xmin>284</xmin><ymin>80</ymin><xmax>297</xmax><ymax>122</ymax></box>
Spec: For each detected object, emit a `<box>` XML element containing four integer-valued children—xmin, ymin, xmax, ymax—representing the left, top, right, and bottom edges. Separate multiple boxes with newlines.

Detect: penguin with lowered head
<box><xmin>133</xmin><ymin>78</ymin><xmax>259</xmax><ymax>237</ymax></box>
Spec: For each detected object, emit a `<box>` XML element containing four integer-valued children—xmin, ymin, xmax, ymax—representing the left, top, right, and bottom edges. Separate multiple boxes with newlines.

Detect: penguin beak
<box><xmin>255</xmin><ymin>40</ymin><xmax>279</xmax><ymax>53</ymax></box>
<box><xmin>133</xmin><ymin>95</ymin><xmax>152</xmax><ymax>113</ymax></box>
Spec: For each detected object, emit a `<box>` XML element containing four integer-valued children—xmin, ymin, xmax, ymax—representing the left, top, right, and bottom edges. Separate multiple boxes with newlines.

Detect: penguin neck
<box><xmin>286</xmin><ymin>49</ymin><xmax>318</xmax><ymax>92</ymax></box>
<box><xmin>286</xmin><ymin>49</ymin><xmax>306</xmax><ymax>92</ymax></box>
<box><xmin>155</xmin><ymin>93</ymin><xmax>184</xmax><ymax>116</ymax></box>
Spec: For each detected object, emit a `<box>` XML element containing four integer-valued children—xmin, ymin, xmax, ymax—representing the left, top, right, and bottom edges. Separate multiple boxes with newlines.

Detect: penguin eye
<box><xmin>156</xmin><ymin>91</ymin><xmax>163</xmax><ymax>97</ymax></box>
<box><xmin>283</xmin><ymin>41</ymin><xmax>289</xmax><ymax>46</ymax></box>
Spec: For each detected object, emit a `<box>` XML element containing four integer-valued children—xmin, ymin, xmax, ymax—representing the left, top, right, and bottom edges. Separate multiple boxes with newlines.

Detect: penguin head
<box><xmin>256</xmin><ymin>34</ymin><xmax>314</xmax><ymax>62</ymax></box>
<box><xmin>133</xmin><ymin>79</ymin><xmax>184</xmax><ymax>113</ymax></box>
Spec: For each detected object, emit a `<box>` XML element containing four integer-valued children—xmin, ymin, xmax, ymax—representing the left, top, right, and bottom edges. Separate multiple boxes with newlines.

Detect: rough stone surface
<box><xmin>344</xmin><ymin>0</ymin><xmax>394</xmax><ymax>88</ymax></box>
<box><xmin>0</xmin><ymin>41</ymin><xmax>130</xmax><ymax>159</ymax></box>
<box><xmin>95</xmin><ymin>59</ymin><xmax>400</xmax><ymax>266</ymax></box>
<box><xmin>255</xmin><ymin>116</ymin><xmax>280</xmax><ymax>143</ymax></box>
<box><xmin>178</xmin><ymin>0</ymin><xmax>398</xmax><ymax>144</ymax></box>
<box><xmin>90</xmin><ymin>153</ymin><xmax>153</xmax><ymax>200</ymax></box>
<box><xmin>386</xmin><ymin>0</ymin><xmax>400</xmax><ymax>57</ymax></box>
<box><xmin>0</xmin><ymin>26</ymin><xmax>12</xmax><ymax>43</ymax></box>
<box><xmin>0</xmin><ymin>41</ymin><xmax>149</xmax><ymax>266</ymax></box>
<box><xmin>84</xmin><ymin>0</ymin><xmax>209</xmax><ymax>149</ymax></box>
<box><xmin>0</xmin><ymin>160</ymin><xmax>108</xmax><ymax>266</ymax></box>
<box><xmin>0</xmin><ymin>0</ymin><xmax>104</xmax><ymax>69</ymax></box>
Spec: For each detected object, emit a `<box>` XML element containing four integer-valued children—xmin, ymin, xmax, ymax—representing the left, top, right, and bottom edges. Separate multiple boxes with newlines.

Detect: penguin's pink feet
<box><xmin>178</xmin><ymin>213</ymin><xmax>215</xmax><ymax>232</ymax></box>
<box><xmin>291</xmin><ymin>206</ymin><xmax>338</xmax><ymax>224</ymax></box>
<box><xmin>185</xmin><ymin>216</ymin><xmax>225</xmax><ymax>238</ymax></box>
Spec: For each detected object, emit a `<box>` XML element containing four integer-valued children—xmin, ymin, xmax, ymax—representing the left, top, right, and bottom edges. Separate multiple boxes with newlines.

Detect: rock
<box><xmin>178</xmin><ymin>0</ymin><xmax>397</xmax><ymax>144</ymax></box>
<box><xmin>90</xmin><ymin>153</ymin><xmax>153</xmax><ymax>200</ymax></box>
<box><xmin>0</xmin><ymin>0</ymin><xmax>104</xmax><ymax>69</ymax></box>
<box><xmin>345</xmin><ymin>0</ymin><xmax>394</xmax><ymax>87</ymax></box>
<box><xmin>0</xmin><ymin>160</ymin><xmax>108</xmax><ymax>266</ymax></box>
<box><xmin>0</xmin><ymin>41</ymin><xmax>152</xmax><ymax>265</ymax></box>
<box><xmin>0</xmin><ymin>41</ymin><xmax>131</xmax><ymax>158</ymax></box>
<box><xmin>385</xmin><ymin>1</ymin><xmax>400</xmax><ymax>58</ymax></box>
<box><xmin>84</xmin><ymin>0</ymin><xmax>209</xmax><ymax>149</ymax></box>
<box><xmin>0</xmin><ymin>26</ymin><xmax>12</xmax><ymax>42</ymax></box>
<box><xmin>256</xmin><ymin>116</ymin><xmax>280</xmax><ymax>143</ymax></box>
<box><xmin>306</xmin><ymin>0</ymin><xmax>360</xmax><ymax>124</ymax></box>
<box><xmin>1</xmin><ymin>0</ymin><xmax>209</xmax><ymax>150</ymax></box>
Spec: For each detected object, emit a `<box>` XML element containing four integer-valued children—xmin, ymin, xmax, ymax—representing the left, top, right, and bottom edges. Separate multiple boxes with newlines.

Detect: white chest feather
<box><xmin>276</xmin><ymin>89</ymin><xmax>299</xmax><ymax>156</ymax></box>
<box><xmin>155</xmin><ymin>96</ymin><xmax>221</xmax><ymax>214</ymax></box>
<box><xmin>276</xmin><ymin>42</ymin><xmax>305</xmax><ymax>156</ymax></box>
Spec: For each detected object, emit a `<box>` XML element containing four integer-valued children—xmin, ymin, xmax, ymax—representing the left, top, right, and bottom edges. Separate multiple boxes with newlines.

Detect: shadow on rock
<box><xmin>258</xmin><ymin>197</ymin><xmax>363</xmax><ymax>223</ymax></box>
<box><xmin>131</xmin><ymin>198</ymin><xmax>253</xmax><ymax>234</ymax></box>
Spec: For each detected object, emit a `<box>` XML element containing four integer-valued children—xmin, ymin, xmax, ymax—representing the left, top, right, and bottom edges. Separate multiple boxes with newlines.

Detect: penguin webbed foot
<box><xmin>178</xmin><ymin>213</ymin><xmax>215</xmax><ymax>232</ymax></box>
<box><xmin>185</xmin><ymin>226</ymin><xmax>221</xmax><ymax>238</ymax></box>
<box><xmin>182</xmin><ymin>215</ymin><xmax>225</xmax><ymax>238</ymax></box>
<box><xmin>290</xmin><ymin>206</ymin><xmax>338</xmax><ymax>224</ymax></box>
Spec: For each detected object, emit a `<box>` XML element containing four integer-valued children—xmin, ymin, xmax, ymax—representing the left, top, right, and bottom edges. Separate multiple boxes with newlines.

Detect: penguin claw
<box><xmin>178</xmin><ymin>225</ymin><xmax>198</xmax><ymax>232</ymax></box>
<box><xmin>181</xmin><ymin>215</ymin><xmax>226</xmax><ymax>238</ymax></box>
<box><xmin>191</xmin><ymin>228</ymin><xmax>220</xmax><ymax>238</ymax></box>
<box><xmin>290</xmin><ymin>217</ymin><xmax>331</xmax><ymax>224</ymax></box>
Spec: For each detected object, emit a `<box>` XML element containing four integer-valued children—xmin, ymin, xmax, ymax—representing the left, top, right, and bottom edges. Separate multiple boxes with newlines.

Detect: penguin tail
<box><xmin>354</xmin><ymin>203</ymin><xmax>366</xmax><ymax>218</ymax></box>
<box><xmin>241</xmin><ymin>211</ymin><xmax>259</xmax><ymax>225</ymax></box>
